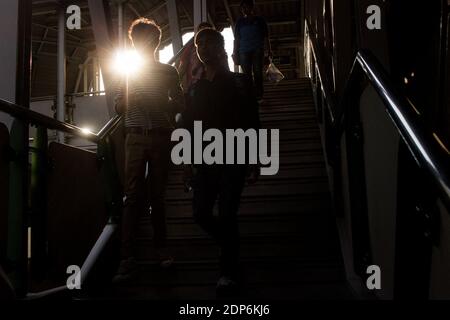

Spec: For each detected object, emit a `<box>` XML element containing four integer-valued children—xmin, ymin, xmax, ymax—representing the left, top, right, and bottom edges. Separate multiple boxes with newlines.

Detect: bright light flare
<box><xmin>113</xmin><ymin>49</ymin><xmax>144</xmax><ymax>76</ymax></box>
<box><xmin>81</xmin><ymin>127</ymin><xmax>93</xmax><ymax>135</ymax></box>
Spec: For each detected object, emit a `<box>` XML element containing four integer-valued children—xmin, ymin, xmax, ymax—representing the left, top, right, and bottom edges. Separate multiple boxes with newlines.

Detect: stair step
<box><xmin>90</xmin><ymin>282</ymin><xmax>353</xmax><ymax>300</ymax></box>
<box><xmin>136</xmin><ymin>212</ymin><xmax>337</xmax><ymax>239</ymax></box>
<box><xmin>114</xmin><ymin>259</ymin><xmax>346</xmax><ymax>287</ymax></box>
<box><xmin>163</xmin><ymin>194</ymin><xmax>332</xmax><ymax>218</ymax></box>
<box><xmin>98</xmin><ymin>76</ymin><xmax>352</xmax><ymax>299</ymax></box>
<box><xmin>134</xmin><ymin>233</ymin><xmax>341</xmax><ymax>261</ymax></box>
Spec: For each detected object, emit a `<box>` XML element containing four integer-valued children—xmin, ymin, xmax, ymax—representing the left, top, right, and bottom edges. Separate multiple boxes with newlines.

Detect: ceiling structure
<box><xmin>31</xmin><ymin>0</ymin><xmax>302</xmax><ymax>98</ymax></box>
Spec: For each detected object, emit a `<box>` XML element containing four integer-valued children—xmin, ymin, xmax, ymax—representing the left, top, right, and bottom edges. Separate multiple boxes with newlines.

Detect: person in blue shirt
<box><xmin>232</xmin><ymin>0</ymin><xmax>273</xmax><ymax>102</ymax></box>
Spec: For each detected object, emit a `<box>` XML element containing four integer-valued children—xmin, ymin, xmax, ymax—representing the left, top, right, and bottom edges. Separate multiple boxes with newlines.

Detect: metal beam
<box><xmin>36</xmin><ymin>28</ymin><xmax>49</xmax><ymax>55</ymax></box>
<box><xmin>83</xmin><ymin>59</ymin><xmax>88</xmax><ymax>92</ymax></box>
<box><xmin>118</xmin><ymin>1</ymin><xmax>125</xmax><ymax>47</ymax></box>
<box><xmin>70</xmin><ymin>47</ymin><xmax>78</xmax><ymax>58</ymax></box>
<box><xmin>73</xmin><ymin>64</ymin><xmax>83</xmax><ymax>93</ymax></box>
<box><xmin>208</xmin><ymin>13</ymin><xmax>217</xmax><ymax>29</ymax></box>
<box><xmin>127</xmin><ymin>3</ymin><xmax>141</xmax><ymax>18</ymax></box>
<box><xmin>268</xmin><ymin>20</ymin><xmax>297</xmax><ymax>27</ymax></box>
<box><xmin>222</xmin><ymin>0</ymin><xmax>235</xmax><ymax>31</ymax></box>
<box><xmin>32</xmin><ymin>38</ymin><xmax>88</xmax><ymax>49</ymax></box>
<box><xmin>143</xmin><ymin>2</ymin><xmax>166</xmax><ymax>19</ymax></box>
<box><xmin>32</xmin><ymin>4</ymin><xmax>90</xmax><ymax>16</ymax></box>
<box><xmin>179</xmin><ymin>1</ymin><xmax>193</xmax><ymax>26</ymax></box>
<box><xmin>87</xmin><ymin>0</ymin><xmax>116</xmax><ymax>117</ymax></box>
<box><xmin>229</xmin><ymin>0</ymin><xmax>298</xmax><ymax>6</ymax></box>
<box><xmin>32</xmin><ymin>0</ymin><xmax>58</xmax><ymax>5</ymax></box>
<box><xmin>33</xmin><ymin>51</ymin><xmax>82</xmax><ymax>62</ymax></box>
<box><xmin>32</xmin><ymin>23</ymin><xmax>82</xmax><ymax>42</ymax></box>
<box><xmin>7</xmin><ymin>0</ymin><xmax>32</xmax><ymax>297</ymax></box>
<box><xmin>57</xmin><ymin>7</ymin><xmax>66</xmax><ymax>142</ymax></box>
<box><xmin>167</xmin><ymin>0</ymin><xmax>183</xmax><ymax>53</ymax></box>
<box><xmin>194</xmin><ymin>0</ymin><xmax>208</xmax><ymax>28</ymax></box>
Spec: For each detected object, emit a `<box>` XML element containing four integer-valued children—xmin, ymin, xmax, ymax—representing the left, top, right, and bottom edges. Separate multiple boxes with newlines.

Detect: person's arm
<box><xmin>262</xmin><ymin>18</ymin><xmax>273</xmax><ymax>59</ymax></box>
<box><xmin>168</xmin><ymin>66</ymin><xmax>186</xmax><ymax>125</ymax></box>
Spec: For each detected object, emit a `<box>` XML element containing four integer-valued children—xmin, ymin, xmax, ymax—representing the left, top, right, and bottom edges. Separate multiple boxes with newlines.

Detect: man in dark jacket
<box><xmin>182</xmin><ymin>28</ymin><xmax>260</xmax><ymax>295</ymax></box>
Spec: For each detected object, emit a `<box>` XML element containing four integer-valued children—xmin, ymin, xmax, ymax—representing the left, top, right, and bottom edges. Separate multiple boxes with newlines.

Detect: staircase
<box><xmin>98</xmin><ymin>78</ymin><xmax>354</xmax><ymax>300</ymax></box>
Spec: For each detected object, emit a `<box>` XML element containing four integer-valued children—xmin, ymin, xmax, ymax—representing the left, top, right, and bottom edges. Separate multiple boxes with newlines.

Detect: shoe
<box><xmin>156</xmin><ymin>247</ymin><xmax>174</xmax><ymax>269</ymax></box>
<box><xmin>216</xmin><ymin>276</ymin><xmax>239</xmax><ymax>297</ymax></box>
<box><xmin>112</xmin><ymin>257</ymin><xmax>138</xmax><ymax>284</ymax></box>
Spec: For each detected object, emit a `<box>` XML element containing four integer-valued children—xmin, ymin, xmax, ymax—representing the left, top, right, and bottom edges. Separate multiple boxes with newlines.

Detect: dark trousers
<box><xmin>240</xmin><ymin>48</ymin><xmax>265</xmax><ymax>98</ymax></box>
<box><xmin>120</xmin><ymin>132</ymin><xmax>171</xmax><ymax>259</ymax></box>
<box><xmin>193</xmin><ymin>165</ymin><xmax>247</xmax><ymax>278</ymax></box>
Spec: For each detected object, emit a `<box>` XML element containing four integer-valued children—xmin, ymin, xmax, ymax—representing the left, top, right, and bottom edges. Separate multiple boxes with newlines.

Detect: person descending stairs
<box><xmin>95</xmin><ymin>78</ymin><xmax>354</xmax><ymax>300</ymax></box>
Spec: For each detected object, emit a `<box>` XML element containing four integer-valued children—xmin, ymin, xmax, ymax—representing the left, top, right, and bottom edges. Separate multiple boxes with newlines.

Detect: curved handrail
<box><xmin>0</xmin><ymin>98</ymin><xmax>123</xmax><ymax>143</ymax></box>
<box><xmin>305</xmin><ymin>21</ymin><xmax>450</xmax><ymax>211</ymax></box>
<box><xmin>352</xmin><ymin>50</ymin><xmax>450</xmax><ymax>208</ymax></box>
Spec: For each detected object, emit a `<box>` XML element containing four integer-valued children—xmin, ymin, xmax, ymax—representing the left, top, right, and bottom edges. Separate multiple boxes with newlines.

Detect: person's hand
<box><xmin>264</xmin><ymin>56</ymin><xmax>271</xmax><ymax>68</ymax></box>
<box><xmin>246</xmin><ymin>164</ymin><xmax>260</xmax><ymax>185</ymax></box>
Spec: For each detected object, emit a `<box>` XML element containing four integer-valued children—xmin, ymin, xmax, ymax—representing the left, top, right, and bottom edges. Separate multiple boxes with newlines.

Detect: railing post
<box><xmin>6</xmin><ymin>0</ymin><xmax>32</xmax><ymax>298</ymax></box>
<box><xmin>30</xmin><ymin>126</ymin><xmax>48</xmax><ymax>282</ymax></box>
<box><xmin>7</xmin><ymin>120</ymin><xmax>29</xmax><ymax>297</ymax></box>
<box><xmin>97</xmin><ymin>135</ymin><xmax>123</xmax><ymax>222</ymax></box>
<box><xmin>57</xmin><ymin>5</ymin><xmax>66</xmax><ymax>143</ymax></box>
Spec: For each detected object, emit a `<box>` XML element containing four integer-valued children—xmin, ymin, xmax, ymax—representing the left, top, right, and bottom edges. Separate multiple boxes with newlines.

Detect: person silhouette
<box><xmin>113</xmin><ymin>18</ymin><xmax>184</xmax><ymax>283</ymax></box>
<box><xmin>232</xmin><ymin>0</ymin><xmax>273</xmax><ymax>102</ymax></box>
<box><xmin>181</xmin><ymin>28</ymin><xmax>260</xmax><ymax>296</ymax></box>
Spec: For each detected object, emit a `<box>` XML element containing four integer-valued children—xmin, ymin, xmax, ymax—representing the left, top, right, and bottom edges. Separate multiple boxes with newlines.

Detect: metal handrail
<box><xmin>97</xmin><ymin>114</ymin><xmax>123</xmax><ymax>140</ymax></box>
<box><xmin>167</xmin><ymin>37</ymin><xmax>193</xmax><ymax>66</ymax></box>
<box><xmin>0</xmin><ymin>97</ymin><xmax>123</xmax><ymax>300</ymax></box>
<box><xmin>305</xmin><ymin>21</ymin><xmax>450</xmax><ymax>211</ymax></box>
<box><xmin>351</xmin><ymin>50</ymin><xmax>450</xmax><ymax>209</ymax></box>
<box><xmin>0</xmin><ymin>98</ymin><xmax>122</xmax><ymax>143</ymax></box>
<box><xmin>305</xmin><ymin>22</ymin><xmax>337</xmax><ymax>124</ymax></box>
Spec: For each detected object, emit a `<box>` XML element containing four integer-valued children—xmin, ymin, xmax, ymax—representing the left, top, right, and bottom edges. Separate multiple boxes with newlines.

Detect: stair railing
<box><xmin>0</xmin><ymin>35</ymin><xmax>195</xmax><ymax>299</ymax></box>
<box><xmin>0</xmin><ymin>98</ymin><xmax>123</xmax><ymax>299</ymax></box>
<box><xmin>305</xmin><ymin>19</ymin><xmax>450</xmax><ymax>298</ymax></box>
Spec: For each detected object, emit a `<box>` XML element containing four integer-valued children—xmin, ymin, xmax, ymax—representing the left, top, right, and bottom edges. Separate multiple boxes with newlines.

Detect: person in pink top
<box><xmin>177</xmin><ymin>22</ymin><xmax>214</xmax><ymax>93</ymax></box>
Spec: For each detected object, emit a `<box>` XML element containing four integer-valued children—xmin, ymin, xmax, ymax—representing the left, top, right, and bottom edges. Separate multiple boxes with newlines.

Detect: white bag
<box><xmin>266</xmin><ymin>61</ymin><xmax>284</xmax><ymax>83</ymax></box>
